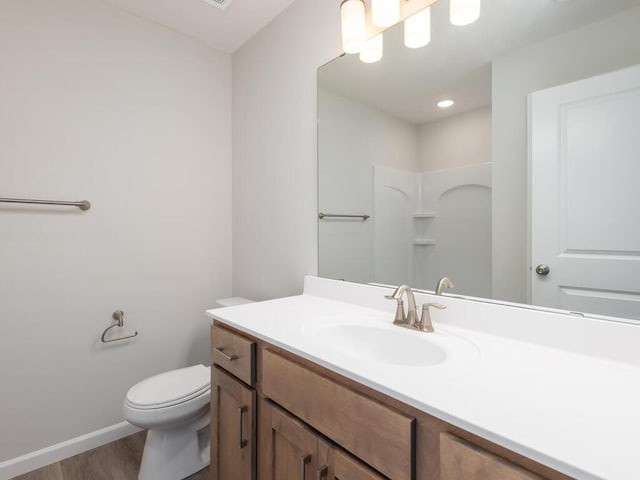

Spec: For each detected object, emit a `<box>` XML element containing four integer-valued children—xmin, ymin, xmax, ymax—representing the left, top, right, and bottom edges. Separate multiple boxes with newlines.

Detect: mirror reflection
<box><xmin>318</xmin><ymin>0</ymin><xmax>640</xmax><ymax>322</ymax></box>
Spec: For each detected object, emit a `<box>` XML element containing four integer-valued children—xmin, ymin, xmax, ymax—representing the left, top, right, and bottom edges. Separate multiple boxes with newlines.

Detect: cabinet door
<box><xmin>333</xmin><ymin>450</ymin><xmax>385</xmax><ymax>480</ymax></box>
<box><xmin>211</xmin><ymin>367</ymin><xmax>256</xmax><ymax>480</ymax></box>
<box><xmin>259</xmin><ymin>399</ymin><xmax>319</xmax><ymax>480</ymax></box>
<box><xmin>317</xmin><ymin>439</ymin><xmax>335</xmax><ymax>480</ymax></box>
<box><xmin>440</xmin><ymin>434</ymin><xmax>543</xmax><ymax>480</ymax></box>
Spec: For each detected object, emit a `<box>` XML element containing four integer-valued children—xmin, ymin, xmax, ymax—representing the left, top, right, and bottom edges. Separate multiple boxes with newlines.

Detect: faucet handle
<box><xmin>385</xmin><ymin>294</ymin><xmax>406</xmax><ymax>325</ymax></box>
<box><xmin>419</xmin><ymin>302</ymin><xmax>447</xmax><ymax>332</ymax></box>
<box><xmin>424</xmin><ymin>302</ymin><xmax>446</xmax><ymax>310</ymax></box>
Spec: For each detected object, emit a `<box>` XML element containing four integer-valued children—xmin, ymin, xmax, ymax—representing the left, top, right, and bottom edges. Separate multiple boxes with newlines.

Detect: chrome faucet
<box><xmin>435</xmin><ymin>277</ymin><xmax>455</xmax><ymax>295</ymax></box>
<box><xmin>385</xmin><ymin>285</ymin><xmax>419</xmax><ymax>328</ymax></box>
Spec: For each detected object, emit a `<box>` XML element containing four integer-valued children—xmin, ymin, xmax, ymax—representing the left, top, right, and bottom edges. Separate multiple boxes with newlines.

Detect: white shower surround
<box><xmin>374</xmin><ymin>163</ymin><xmax>492</xmax><ymax>295</ymax></box>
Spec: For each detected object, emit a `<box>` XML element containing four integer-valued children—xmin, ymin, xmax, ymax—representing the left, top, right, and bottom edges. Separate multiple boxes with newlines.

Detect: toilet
<box><xmin>123</xmin><ymin>297</ymin><xmax>253</xmax><ymax>480</ymax></box>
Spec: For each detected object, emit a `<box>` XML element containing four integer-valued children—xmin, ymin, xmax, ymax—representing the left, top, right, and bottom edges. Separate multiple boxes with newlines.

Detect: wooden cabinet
<box><xmin>211</xmin><ymin>323</ymin><xmax>256</xmax><ymax>386</ymax></box>
<box><xmin>260</xmin><ymin>349</ymin><xmax>414</xmax><ymax>480</ymax></box>
<box><xmin>210</xmin><ymin>367</ymin><xmax>256</xmax><ymax>480</ymax></box>
<box><xmin>333</xmin><ymin>450</ymin><xmax>385</xmax><ymax>480</ymax></box>
<box><xmin>259</xmin><ymin>399</ymin><xmax>384</xmax><ymax>480</ymax></box>
<box><xmin>259</xmin><ymin>399</ymin><xmax>325</xmax><ymax>480</ymax></box>
<box><xmin>440</xmin><ymin>433</ymin><xmax>543</xmax><ymax>480</ymax></box>
<box><xmin>211</xmin><ymin>322</ymin><xmax>571</xmax><ymax>480</ymax></box>
<box><xmin>210</xmin><ymin>325</ymin><xmax>257</xmax><ymax>480</ymax></box>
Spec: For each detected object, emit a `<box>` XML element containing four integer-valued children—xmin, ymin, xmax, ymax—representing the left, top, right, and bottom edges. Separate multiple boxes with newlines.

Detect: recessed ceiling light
<box><xmin>437</xmin><ymin>99</ymin><xmax>455</xmax><ymax>109</ymax></box>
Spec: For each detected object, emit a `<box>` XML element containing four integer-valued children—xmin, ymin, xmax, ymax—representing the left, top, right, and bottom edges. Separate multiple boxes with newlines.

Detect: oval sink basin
<box><xmin>313</xmin><ymin>323</ymin><xmax>447</xmax><ymax>366</ymax></box>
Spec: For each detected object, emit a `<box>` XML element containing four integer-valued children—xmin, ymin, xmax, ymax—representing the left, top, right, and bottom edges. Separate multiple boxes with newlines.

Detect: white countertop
<box><xmin>207</xmin><ymin>277</ymin><xmax>640</xmax><ymax>480</ymax></box>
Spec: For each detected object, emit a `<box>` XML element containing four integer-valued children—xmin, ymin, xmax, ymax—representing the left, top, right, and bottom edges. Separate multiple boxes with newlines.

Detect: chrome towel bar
<box><xmin>0</xmin><ymin>197</ymin><xmax>91</xmax><ymax>210</ymax></box>
<box><xmin>101</xmin><ymin>310</ymin><xmax>138</xmax><ymax>343</ymax></box>
<box><xmin>318</xmin><ymin>212</ymin><xmax>370</xmax><ymax>220</ymax></box>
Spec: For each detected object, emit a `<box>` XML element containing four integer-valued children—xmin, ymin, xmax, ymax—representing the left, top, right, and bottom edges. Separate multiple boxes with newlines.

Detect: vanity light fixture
<box><xmin>341</xmin><ymin>0</ymin><xmax>481</xmax><ymax>63</ymax></box>
<box><xmin>437</xmin><ymin>99</ymin><xmax>455</xmax><ymax>108</ymax></box>
<box><xmin>372</xmin><ymin>0</ymin><xmax>401</xmax><ymax>27</ymax></box>
<box><xmin>359</xmin><ymin>33</ymin><xmax>384</xmax><ymax>63</ymax></box>
<box><xmin>450</xmin><ymin>0</ymin><xmax>481</xmax><ymax>26</ymax></box>
<box><xmin>341</xmin><ymin>0</ymin><xmax>367</xmax><ymax>54</ymax></box>
<box><xmin>404</xmin><ymin>7</ymin><xmax>431</xmax><ymax>48</ymax></box>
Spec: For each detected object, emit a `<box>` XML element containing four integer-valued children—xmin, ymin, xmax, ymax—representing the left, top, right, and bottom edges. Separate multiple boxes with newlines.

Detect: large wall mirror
<box><xmin>318</xmin><ymin>0</ymin><xmax>640</xmax><ymax>323</ymax></box>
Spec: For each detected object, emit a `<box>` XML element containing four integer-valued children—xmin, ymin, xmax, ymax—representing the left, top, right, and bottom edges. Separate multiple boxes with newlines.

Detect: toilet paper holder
<box><xmin>101</xmin><ymin>310</ymin><xmax>138</xmax><ymax>343</ymax></box>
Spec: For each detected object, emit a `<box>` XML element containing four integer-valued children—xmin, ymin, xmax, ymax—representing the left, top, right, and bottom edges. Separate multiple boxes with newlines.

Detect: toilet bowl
<box><xmin>124</xmin><ymin>364</ymin><xmax>211</xmax><ymax>480</ymax></box>
<box><xmin>123</xmin><ymin>297</ymin><xmax>253</xmax><ymax>480</ymax></box>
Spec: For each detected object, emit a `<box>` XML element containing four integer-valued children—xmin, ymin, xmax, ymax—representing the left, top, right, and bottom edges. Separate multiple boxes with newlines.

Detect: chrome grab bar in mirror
<box><xmin>0</xmin><ymin>197</ymin><xmax>91</xmax><ymax>210</ymax></box>
<box><xmin>318</xmin><ymin>212</ymin><xmax>370</xmax><ymax>220</ymax></box>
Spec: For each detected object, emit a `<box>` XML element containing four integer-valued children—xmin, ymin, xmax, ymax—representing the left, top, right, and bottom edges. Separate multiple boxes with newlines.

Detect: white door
<box><xmin>530</xmin><ymin>64</ymin><xmax>640</xmax><ymax>321</ymax></box>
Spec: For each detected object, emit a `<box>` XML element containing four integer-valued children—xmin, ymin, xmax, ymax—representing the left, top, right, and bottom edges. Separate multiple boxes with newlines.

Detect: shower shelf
<box><xmin>413</xmin><ymin>239</ymin><xmax>436</xmax><ymax>246</ymax></box>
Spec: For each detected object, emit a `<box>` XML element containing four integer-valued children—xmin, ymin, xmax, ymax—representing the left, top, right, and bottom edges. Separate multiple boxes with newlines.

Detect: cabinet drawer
<box><xmin>440</xmin><ymin>433</ymin><xmax>544</xmax><ymax>480</ymax></box>
<box><xmin>211</xmin><ymin>324</ymin><xmax>255</xmax><ymax>386</ymax></box>
<box><xmin>261</xmin><ymin>349</ymin><xmax>415</xmax><ymax>480</ymax></box>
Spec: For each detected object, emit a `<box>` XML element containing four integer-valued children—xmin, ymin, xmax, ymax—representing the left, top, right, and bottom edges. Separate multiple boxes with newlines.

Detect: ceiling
<box><xmin>102</xmin><ymin>0</ymin><xmax>298</xmax><ymax>53</ymax></box>
<box><xmin>318</xmin><ymin>0</ymin><xmax>640</xmax><ymax>124</ymax></box>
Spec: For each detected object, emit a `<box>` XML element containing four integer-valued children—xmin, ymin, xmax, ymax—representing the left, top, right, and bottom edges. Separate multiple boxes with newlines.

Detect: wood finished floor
<box><xmin>11</xmin><ymin>431</ymin><xmax>210</xmax><ymax>480</ymax></box>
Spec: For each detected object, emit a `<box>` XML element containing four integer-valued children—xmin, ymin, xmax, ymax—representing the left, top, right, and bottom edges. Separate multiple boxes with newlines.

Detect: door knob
<box><xmin>535</xmin><ymin>264</ymin><xmax>550</xmax><ymax>276</ymax></box>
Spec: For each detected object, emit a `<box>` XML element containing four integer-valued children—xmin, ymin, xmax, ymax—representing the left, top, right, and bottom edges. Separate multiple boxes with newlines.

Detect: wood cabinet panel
<box><xmin>260</xmin><ymin>349</ymin><xmax>415</xmax><ymax>480</ymax></box>
<box><xmin>211</xmin><ymin>324</ymin><xmax>255</xmax><ymax>386</ymax></box>
<box><xmin>334</xmin><ymin>450</ymin><xmax>386</xmax><ymax>480</ymax></box>
<box><xmin>210</xmin><ymin>367</ymin><xmax>255</xmax><ymax>480</ymax></box>
<box><xmin>260</xmin><ymin>400</ymin><xmax>383</xmax><ymax>480</ymax></box>
<box><xmin>317</xmin><ymin>439</ymin><xmax>336</xmax><ymax>480</ymax></box>
<box><xmin>259</xmin><ymin>399</ymin><xmax>319</xmax><ymax>480</ymax></box>
<box><xmin>440</xmin><ymin>433</ymin><xmax>544</xmax><ymax>480</ymax></box>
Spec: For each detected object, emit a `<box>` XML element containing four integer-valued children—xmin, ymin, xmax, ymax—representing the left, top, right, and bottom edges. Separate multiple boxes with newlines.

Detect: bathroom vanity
<box><xmin>206</xmin><ymin>277</ymin><xmax>640</xmax><ymax>480</ymax></box>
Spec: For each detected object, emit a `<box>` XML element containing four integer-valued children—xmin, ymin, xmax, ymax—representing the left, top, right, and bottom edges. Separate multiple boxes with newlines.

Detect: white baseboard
<box><xmin>0</xmin><ymin>422</ymin><xmax>142</xmax><ymax>480</ymax></box>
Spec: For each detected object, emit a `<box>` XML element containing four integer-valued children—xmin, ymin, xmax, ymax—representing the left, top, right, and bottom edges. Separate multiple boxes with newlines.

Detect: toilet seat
<box><xmin>126</xmin><ymin>364</ymin><xmax>210</xmax><ymax>409</ymax></box>
<box><xmin>124</xmin><ymin>389</ymin><xmax>210</xmax><ymax>430</ymax></box>
<box><xmin>127</xmin><ymin>383</ymin><xmax>210</xmax><ymax>410</ymax></box>
<box><xmin>124</xmin><ymin>365</ymin><xmax>211</xmax><ymax>430</ymax></box>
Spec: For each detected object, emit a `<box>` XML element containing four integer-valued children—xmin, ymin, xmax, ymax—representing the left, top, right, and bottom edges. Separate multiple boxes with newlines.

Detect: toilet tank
<box><xmin>215</xmin><ymin>297</ymin><xmax>253</xmax><ymax>308</ymax></box>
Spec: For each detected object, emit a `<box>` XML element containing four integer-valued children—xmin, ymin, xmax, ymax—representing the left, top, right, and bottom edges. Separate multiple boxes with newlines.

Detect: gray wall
<box><xmin>232</xmin><ymin>0</ymin><xmax>341</xmax><ymax>300</ymax></box>
<box><xmin>418</xmin><ymin>107</ymin><xmax>492</xmax><ymax>172</ymax></box>
<box><xmin>0</xmin><ymin>0</ymin><xmax>232</xmax><ymax>461</ymax></box>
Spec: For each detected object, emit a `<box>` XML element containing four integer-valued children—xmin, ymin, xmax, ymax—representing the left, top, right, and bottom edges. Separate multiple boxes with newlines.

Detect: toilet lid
<box><xmin>127</xmin><ymin>364</ymin><xmax>211</xmax><ymax>409</ymax></box>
